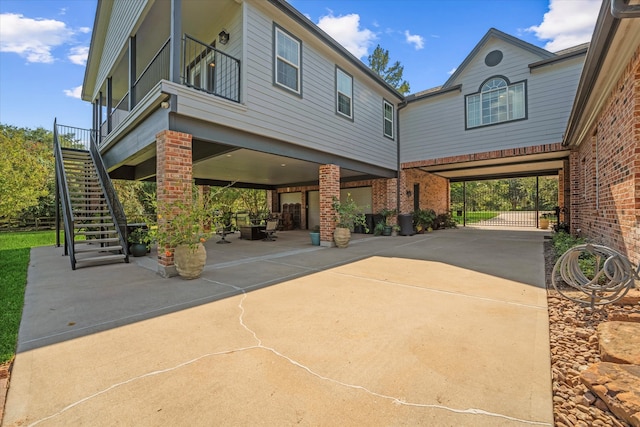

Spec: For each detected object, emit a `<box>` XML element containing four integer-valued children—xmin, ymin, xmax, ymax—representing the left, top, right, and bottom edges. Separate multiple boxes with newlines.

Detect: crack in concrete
<box><xmin>28</xmin><ymin>273</ymin><xmax>551</xmax><ymax>427</ymax></box>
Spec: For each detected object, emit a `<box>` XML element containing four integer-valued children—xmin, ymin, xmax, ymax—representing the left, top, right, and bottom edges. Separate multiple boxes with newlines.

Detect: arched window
<box><xmin>466</xmin><ymin>76</ymin><xmax>526</xmax><ymax>128</ymax></box>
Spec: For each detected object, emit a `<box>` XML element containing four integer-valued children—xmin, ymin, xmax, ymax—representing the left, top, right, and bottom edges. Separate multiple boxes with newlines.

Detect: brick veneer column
<box><xmin>319</xmin><ymin>164</ymin><xmax>340</xmax><ymax>246</ymax></box>
<box><xmin>156</xmin><ymin>130</ymin><xmax>193</xmax><ymax>277</ymax></box>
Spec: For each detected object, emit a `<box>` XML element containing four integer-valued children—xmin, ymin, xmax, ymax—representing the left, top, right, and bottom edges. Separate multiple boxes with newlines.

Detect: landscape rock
<box><xmin>580</xmin><ymin>362</ymin><xmax>640</xmax><ymax>427</ymax></box>
<box><xmin>598</xmin><ymin>322</ymin><xmax>640</xmax><ymax>364</ymax></box>
<box><xmin>614</xmin><ymin>289</ymin><xmax>640</xmax><ymax>306</ymax></box>
<box><xmin>609</xmin><ymin>311</ymin><xmax>640</xmax><ymax>323</ymax></box>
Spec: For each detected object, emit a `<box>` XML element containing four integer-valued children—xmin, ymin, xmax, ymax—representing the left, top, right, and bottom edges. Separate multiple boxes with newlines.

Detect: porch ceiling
<box><xmin>192</xmin><ymin>148</ymin><xmax>364</xmax><ymax>186</ymax></box>
<box><xmin>418</xmin><ymin>150</ymin><xmax>570</xmax><ymax>180</ymax></box>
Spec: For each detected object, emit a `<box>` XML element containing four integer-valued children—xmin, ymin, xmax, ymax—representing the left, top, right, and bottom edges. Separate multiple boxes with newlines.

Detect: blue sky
<box><xmin>0</xmin><ymin>0</ymin><xmax>601</xmax><ymax>131</ymax></box>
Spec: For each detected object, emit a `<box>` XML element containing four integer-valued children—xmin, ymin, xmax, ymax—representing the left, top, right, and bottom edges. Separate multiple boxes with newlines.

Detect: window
<box><xmin>383</xmin><ymin>100</ymin><xmax>394</xmax><ymax>138</ymax></box>
<box><xmin>274</xmin><ymin>26</ymin><xmax>301</xmax><ymax>94</ymax></box>
<box><xmin>336</xmin><ymin>67</ymin><xmax>353</xmax><ymax>119</ymax></box>
<box><xmin>466</xmin><ymin>77</ymin><xmax>526</xmax><ymax>128</ymax></box>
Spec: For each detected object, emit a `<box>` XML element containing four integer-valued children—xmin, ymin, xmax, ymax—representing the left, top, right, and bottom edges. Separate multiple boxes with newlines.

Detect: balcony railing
<box><xmin>99</xmin><ymin>34</ymin><xmax>240</xmax><ymax>139</ymax></box>
<box><xmin>134</xmin><ymin>38</ymin><xmax>171</xmax><ymax>107</ymax></box>
<box><xmin>182</xmin><ymin>34</ymin><xmax>240</xmax><ymax>103</ymax></box>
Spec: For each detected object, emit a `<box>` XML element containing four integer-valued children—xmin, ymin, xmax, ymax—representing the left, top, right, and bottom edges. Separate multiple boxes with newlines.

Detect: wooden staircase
<box><xmin>61</xmin><ymin>148</ymin><xmax>128</xmax><ymax>269</ymax></box>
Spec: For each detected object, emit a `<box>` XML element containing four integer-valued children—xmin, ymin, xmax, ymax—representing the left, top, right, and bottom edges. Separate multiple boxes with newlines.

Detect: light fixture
<box><xmin>218</xmin><ymin>29</ymin><xmax>230</xmax><ymax>45</ymax></box>
<box><xmin>406</xmin><ymin>190</ymin><xmax>412</xmax><ymax>197</ymax></box>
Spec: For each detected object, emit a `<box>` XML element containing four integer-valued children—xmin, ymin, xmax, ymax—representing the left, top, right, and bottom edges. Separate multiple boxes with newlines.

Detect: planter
<box><xmin>540</xmin><ymin>218</ymin><xmax>550</xmax><ymax>230</ymax></box>
<box><xmin>333</xmin><ymin>227</ymin><xmax>351</xmax><ymax>248</ymax></box>
<box><xmin>382</xmin><ymin>225</ymin><xmax>392</xmax><ymax>236</ymax></box>
<box><xmin>174</xmin><ymin>243</ymin><xmax>207</xmax><ymax>279</ymax></box>
<box><xmin>130</xmin><ymin>243</ymin><xmax>148</xmax><ymax>257</ymax></box>
<box><xmin>310</xmin><ymin>232</ymin><xmax>320</xmax><ymax>246</ymax></box>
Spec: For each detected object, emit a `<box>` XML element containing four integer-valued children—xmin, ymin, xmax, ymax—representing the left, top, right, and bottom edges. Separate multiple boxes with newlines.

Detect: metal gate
<box><xmin>450</xmin><ymin>176</ymin><xmax>558</xmax><ymax>227</ymax></box>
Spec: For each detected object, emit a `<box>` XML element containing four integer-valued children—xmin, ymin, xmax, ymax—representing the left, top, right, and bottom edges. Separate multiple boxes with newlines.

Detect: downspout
<box><xmin>611</xmin><ymin>0</ymin><xmax>640</xmax><ymax>18</ymax></box>
<box><xmin>396</xmin><ymin>100</ymin><xmax>408</xmax><ymax>215</ymax></box>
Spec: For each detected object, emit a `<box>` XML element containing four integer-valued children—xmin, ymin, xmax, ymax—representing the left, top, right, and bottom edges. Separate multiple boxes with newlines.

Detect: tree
<box><xmin>0</xmin><ymin>125</ymin><xmax>53</xmax><ymax>219</ymax></box>
<box><xmin>367</xmin><ymin>44</ymin><xmax>410</xmax><ymax>94</ymax></box>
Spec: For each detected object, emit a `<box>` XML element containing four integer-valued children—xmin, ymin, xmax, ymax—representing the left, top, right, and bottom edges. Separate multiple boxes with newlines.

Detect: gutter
<box><xmin>396</xmin><ymin>101</ymin><xmax>408</xmax><ymax>214</ymax></box>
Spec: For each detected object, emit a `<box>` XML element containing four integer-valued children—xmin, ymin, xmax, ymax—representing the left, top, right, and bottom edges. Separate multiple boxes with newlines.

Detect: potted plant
<box><xmin>373</xmin><ymin>221</ymin><xmax>385</xmax><ymax>236</ymax></box>
<box><xmin>332</xmin><ymin>194</ymin><xmax>368</xmax><ymax>248</ymax></box>
<box><xmin>391</xmin><ymin>224</ymin><xmax>400</xmax><ymax>237</ymax></box>
<box><xmin>540</xmin><ymin>213</ymin><xmax>550</xmax><ymax>230</ymax></box>
<box><xmin>154</xmin><ymin>188</ymin><xmax>217</xmax><ymax>279</ymax></box>
<box><xmin>128</xmin><ymin>226</ymin><xmax>150</xmax><ymax>257</ymax></box>
<box><xmin>412</xmin><ymin>208</ymin><xmax>435</xmax><ymax>234</ymax></box>
<box><xmin>309</xmin><ymin>225</ymin><xmax>320</xmax><ymax>246</ymax></box>
<box><xmin>378</xmin><ymin>208</ymin><xmax>397</xmax><ymax>236</ymax></box>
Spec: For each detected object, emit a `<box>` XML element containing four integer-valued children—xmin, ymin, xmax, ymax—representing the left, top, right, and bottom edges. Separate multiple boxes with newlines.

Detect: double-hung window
<box><xmin>383</xmin><ymin>100</ymin><xmax>394</xmax><ymax>139</ymax></box>
<box><xmin>336</xmin><ymin>67</ymin><xmax>353</xmax><ymax>119</ymax></box>
<box><xmin>274</xmin><ymin>25</ymin><xmax>301</xmax><ymax>94</ymax></box>
<box><xmin>466</xmin><ymin>77</ymin><xmax>526</xmax><ymax>128</ymax></box>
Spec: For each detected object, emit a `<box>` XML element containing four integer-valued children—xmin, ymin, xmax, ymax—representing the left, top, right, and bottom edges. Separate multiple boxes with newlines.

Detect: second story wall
<box><xmin>400</xmin><ymin>34</ymin><xmax>585</xmax><ymax>164</ymax></box>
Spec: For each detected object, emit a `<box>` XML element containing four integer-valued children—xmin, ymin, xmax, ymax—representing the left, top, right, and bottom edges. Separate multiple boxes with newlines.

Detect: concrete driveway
<box><xmin>3</xmin><ymin>228</ymin><xmax>553</xmax><ymax>426</ymax></box>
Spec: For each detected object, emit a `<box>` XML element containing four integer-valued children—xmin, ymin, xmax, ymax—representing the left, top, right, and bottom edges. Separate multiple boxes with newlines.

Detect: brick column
<box><xmin>319</xmin><ymin>164</ymin><xmax>340</xmax><ymax>246</ymax></box>
<box><xmin>156</xmin><ymin>130</ymin><xmax>193</xmax><ymax>277</ymax></box>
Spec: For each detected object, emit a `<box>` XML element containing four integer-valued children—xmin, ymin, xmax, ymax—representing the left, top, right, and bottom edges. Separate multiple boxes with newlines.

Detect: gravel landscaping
<box><xmin>545</xmin><ymin>240</ymin><xmax>636</xmax><ymax>427</ymax></box>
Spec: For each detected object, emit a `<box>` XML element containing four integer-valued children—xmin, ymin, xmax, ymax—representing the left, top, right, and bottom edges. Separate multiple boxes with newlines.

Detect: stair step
<box><xmin>75</xmin><ymin>230</ymin><xmax>118</xmax><ymax>236</ymax></box>
<box><xmin>73</xmin><ymin>209</ymin><xmax>110</xmax><ymax>214</ymax></box>
<box><xmin>75</xmin><ymin>244</ymin><xmax>124</xmax><ymax>254</ymax></box>
<box><xmin>75</xmin><ymin>254</ymin><xmax>127</xmax><ymax>265</ymax></box>
<box><xmin>74</xmin><ymin>217</ymin><xmax>114</xmax><ymax>222</ymax></box>
<box><xmin>73</xmin><ymin>222</ymin><xmax>115</xmax><ymax>228</ymax></box>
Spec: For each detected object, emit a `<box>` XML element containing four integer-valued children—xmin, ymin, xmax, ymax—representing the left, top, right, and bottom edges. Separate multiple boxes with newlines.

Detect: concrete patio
<box><xmin>3</xmin><ymin>227</ymin><xmax>553</xmax><ymax>426</ymax></box>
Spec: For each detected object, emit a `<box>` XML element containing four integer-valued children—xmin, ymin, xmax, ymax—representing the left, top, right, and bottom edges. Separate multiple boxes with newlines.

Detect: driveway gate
<box><xmin>450</xmin><ymin>176</ymin><xmax>558</xmax><ymax>227</ymax></box>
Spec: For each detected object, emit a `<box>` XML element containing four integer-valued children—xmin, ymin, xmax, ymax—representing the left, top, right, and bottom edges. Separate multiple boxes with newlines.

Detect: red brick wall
<box><xmin>156</xmin><ymin>130</ymin><xmax>192</xmax><ymax>276</ymax></box>
<box><xmin>401</xmin><ymin>169</ymin><xmax>449</xmax><ymax>214</ymax></box>
<box><xmin>570</xmin><ymin>47</ymin><xmax>640</xmax><ymax>264</ymax></box>
<box><xmin>319</xmin><ymin>164</ymin><xmax>340</xmax><ymax>245</ymax></box>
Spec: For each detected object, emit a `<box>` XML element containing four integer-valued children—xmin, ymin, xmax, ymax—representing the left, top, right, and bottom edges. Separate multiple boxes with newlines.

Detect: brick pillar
<box><xmin>387</xmin><ymin>178</ymin><xmax>398</xmax><ymax>225</ymax></box>
<box><xmin>319</xmin><ymin>164</ymin><xmax>340</xmax><ymax>246</ymax></box>
<box><xmin>156</xmin><ymin>130</ymin><xmax>193</xmax><ymax>277</ymax></box>
<box><xmin>266</xmin><ymin>189</ymin><xmax>278</xmax><ymax>214</ymax></box>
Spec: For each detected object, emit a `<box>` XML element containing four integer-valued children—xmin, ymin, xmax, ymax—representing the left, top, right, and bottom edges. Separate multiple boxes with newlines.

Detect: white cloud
<box><xmin>68</xmin><ymin>46</ymin><xmax>89</xmax><ymax>65</ymax></box>
<box><xmin>63</xmin><ymin>85</ymin><xmax>82</xmax><ymax>99</ymax></box>
<box><xmin>0</xmin><ymin>13</ymin><xmax>73</xmax><ymax>63</ymax></box>
<box><xmin>527</xmin><ymin>0</ymin><xmax>600</xmax><ymax>51</ymax></box>
<box><xmin>448</xmin><ymin>67</ymin><xmax>457</xmax><ymax>76</ymax></box>
<box><xmin>317</xmin><ymin>13</ymin><xmax>376</xmax><ymax>59</ymax></box>
<box><xmin>78</xmin><ymin>27</ymin><xmax>91</xmax><ymax>34</ymax></box>
<box><xmin>404</xmin><ymin>30</ymin><xmax>424</xmax><ymax>50</ymax></box>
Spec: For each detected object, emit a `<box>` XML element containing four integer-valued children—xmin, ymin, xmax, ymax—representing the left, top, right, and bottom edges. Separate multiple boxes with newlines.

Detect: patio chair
<box><xmin>216</xmin><ymin>223</ymin><xmax>232</xmax><ymax>244</ymax></box>
<box><xmin>261</xmin><ymin>220</ymin><xmax>278</xmax><ymax>241</ymax></box>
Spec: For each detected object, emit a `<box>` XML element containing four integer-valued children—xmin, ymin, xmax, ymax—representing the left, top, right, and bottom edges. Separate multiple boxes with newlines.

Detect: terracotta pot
<box><xmin>174</xmin><ymin>243</ymin><xmax>206</xmax><ymax>279</ymax></box>
<box><xmin>333</xmin><ymin>227</ymin><xmax>351</xmax><ymax>248</ymax></box>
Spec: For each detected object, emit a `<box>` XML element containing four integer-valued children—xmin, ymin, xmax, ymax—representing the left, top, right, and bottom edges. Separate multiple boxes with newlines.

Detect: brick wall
<box><xmin>319</xmin><ymin>164</ymin><xmax>340</xmax><ymax>245</ymax></box>
<box><xmin>402</xmin><ymin>168</ymin><xmax>449</xmax><ymax>214</ymax></box>
<box><xmin>156</xmin><ymin>130</ymin><xmax>193</xmax><ymax>277</ymax></box>
<box><xmin>570</xmin><ymin>46</ymin><xmax>640</xmax><ymax>264</ymax></box>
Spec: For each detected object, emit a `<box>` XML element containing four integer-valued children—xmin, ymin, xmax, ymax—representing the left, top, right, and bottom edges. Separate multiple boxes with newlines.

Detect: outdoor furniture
<box><xmin>215</xmin><ymin>224</ymin><xmax>232</xmax><ymax>244</ymax></box>
<box><xmin>239</xmin><ymin>225</ymin><xmax>266</xmax><ymax>240</ymax></box>
<box><xmin>261</xmin><ymin>220</ymin><xmax>278</xmax><ymax>241</ymax></box>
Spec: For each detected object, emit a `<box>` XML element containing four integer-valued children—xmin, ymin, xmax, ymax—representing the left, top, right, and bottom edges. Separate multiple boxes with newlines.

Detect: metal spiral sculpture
<box><xmin>551</xmin><ymin>243</ymin><xmax>639</xmax><ymax>308</ymax></box>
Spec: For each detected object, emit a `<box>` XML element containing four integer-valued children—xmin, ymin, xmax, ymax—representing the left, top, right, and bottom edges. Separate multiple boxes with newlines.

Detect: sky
<box><xmin>0</xmin><ymin>0</ymin><xmax>602</xmax><ymax>131</ymax></box>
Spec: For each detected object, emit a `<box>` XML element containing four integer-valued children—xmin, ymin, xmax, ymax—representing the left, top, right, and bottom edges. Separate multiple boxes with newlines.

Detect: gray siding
<box><xmin>176</xmin><ymin>2</ymin><xmax>398</xmax><ymax>170</ymax></box>
<box><xmin>95</xmin><ymin>0</ymin><xmax>148</xmax><ymax>99</ymax></box>
<box><xmin>401</xmin><ymin>38</ymin><xmax>585</xmax><ymax>163</ymax></box>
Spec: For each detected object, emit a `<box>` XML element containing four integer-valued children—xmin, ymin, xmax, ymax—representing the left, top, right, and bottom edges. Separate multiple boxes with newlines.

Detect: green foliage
<box><xmin>412</xmin><ymin>208</ymin><xmax>436</xmax><ymax>230</ymax></box>
<box><xmin>367</xmin><ymin>44</ymin><xmax>410</xmax><ymax>94</ymax></box>
<box><xmin>433</xmin><ymin>213</ymin><xmax>457</xmax><ymax>229</ymax></box>
<box><xmin>128</xmin><ymin>227</ymin><xmax>151</xmax><ymax>245</ymax></box>
<box><xmin>378</xmin><ymin>208</ymin><xmax>397</xmax><ymax>225</ymax></box>
<box><xmin>332</xmin><ymin>194</ymin><xmax>368</xmax><ymax>232</ymax></box>
<box><xmin>551</xmin><ymin>231</ymin><xmax>585</xmax><ymax>259</ymax></box>
<box><xmin>374</xmin><ymin>221</ymin><xmax>385</xmax><ymax>236</ymax></box>
<box><xmin>0</xmin><ymin>248</ymin><xmax>28</xmax><ymax>363</ymax></box>
<box><xmin>0</xmin><ymin>124</ymin><xmax>53</xmax><ymax>219</ymax></box>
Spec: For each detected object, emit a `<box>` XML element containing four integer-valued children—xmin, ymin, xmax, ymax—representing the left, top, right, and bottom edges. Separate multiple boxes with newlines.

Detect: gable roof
<box><xmin>442</xmin><ymin>28</ymin><xmax>554</xmax><ymax>89</ymax></box>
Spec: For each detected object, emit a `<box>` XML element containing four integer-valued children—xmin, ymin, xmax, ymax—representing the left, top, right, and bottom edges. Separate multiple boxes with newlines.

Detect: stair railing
<box><xmin>53</xmin><ymin>119</ymin><xmax>77</xmax><ymax>268</ymax></box>
<box><xmin>88</xmin><ymin>131</ymin><xmax>129</xmax><ymax>260</ymax></box>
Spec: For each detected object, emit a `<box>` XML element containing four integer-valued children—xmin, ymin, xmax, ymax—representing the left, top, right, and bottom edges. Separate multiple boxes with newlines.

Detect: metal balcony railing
<box><xmin>183</xmin><ymin>34</ymin><xmax>240</xmax><ymax>103</ymax></box>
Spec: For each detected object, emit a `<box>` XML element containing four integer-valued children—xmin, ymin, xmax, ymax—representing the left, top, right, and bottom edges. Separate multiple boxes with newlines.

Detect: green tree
<box><xmin>0</xmin><ymin>125</ymin><xmax>52</xmax><ymax>219</ymax></box>
<box><xmin>367</xmin><ymin>44</ymin><xmax>410</xmax><ymax>94</ymax></box>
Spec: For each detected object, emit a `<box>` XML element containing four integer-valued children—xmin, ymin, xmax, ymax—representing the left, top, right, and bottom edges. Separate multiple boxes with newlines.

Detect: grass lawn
<box><xmin>0</xmin><ymin>230</ymin><xmax>59</xmax><ymax>364</ymax></box>
<box><xmin>452</xmin><ymin>211</ymin><xmax>499</xmax><ymax>224</ymax></box>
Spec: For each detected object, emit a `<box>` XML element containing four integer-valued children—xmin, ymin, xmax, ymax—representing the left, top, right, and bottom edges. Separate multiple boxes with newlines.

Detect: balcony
<box><xmin>101</xmin><ymin>34</ymin><xmax>240</xmax><ymax>140</ymax></box>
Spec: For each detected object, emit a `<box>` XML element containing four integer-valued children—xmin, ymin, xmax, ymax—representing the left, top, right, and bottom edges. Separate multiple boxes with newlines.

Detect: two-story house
<box><xmin>77</xmin><ymin>0</ymin><xmax>610</xmax><ymax>276</ymax></box>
